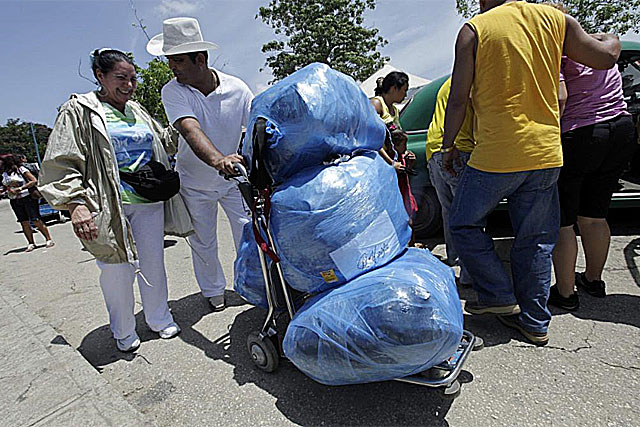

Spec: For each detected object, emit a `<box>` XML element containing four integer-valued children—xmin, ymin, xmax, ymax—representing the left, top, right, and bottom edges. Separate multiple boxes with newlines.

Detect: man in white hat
<box><xmin>147</xmin><ymin>17</ymin><xmax>252</xmax><ymax>311</ymax></box>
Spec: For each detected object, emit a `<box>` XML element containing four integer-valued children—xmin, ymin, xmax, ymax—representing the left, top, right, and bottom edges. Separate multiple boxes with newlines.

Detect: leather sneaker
<box><xmin>208</xmin><ymin>295</ymin><xmax>225</xmax><ymax>312</ymax></box>
<box><xmin>575</xmin><ymin>272</ymin><xmax>606</xmax><ymax>298</ymax></box>
<box><xmin>548</xmin><ymin>285</ymin><xmax>579</xmax><ymax>311</ymax></box>
<box><xmin>116</xmin><ymin>334</ymin><xmax>141</xmax><ymax>352</ymax></box>
<box><xmin>158</xmin><ymin>322</ymin><xmax>181</xmax><ymax>339</ymax></box>
<box><xmin>497</xmin><ymin>314</ymin><xmax>549</xmax><ymax>346</ymax></box>
<box><xmin>465</xmin><ymin>300</ymin><xmax>521</xmax><ymax>315</ymax></box>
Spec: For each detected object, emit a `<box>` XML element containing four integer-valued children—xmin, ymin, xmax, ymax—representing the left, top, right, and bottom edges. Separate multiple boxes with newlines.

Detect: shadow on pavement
<box><xmin>3</xmin><ymin>246</ymin><xmax>28</xmax><ymax>255</ymax></box>
<box><xmin>163</xmin><ymin>239</ymin><xmax>178</xmax><ymax>249</ymax></box>
<box><xmin>623</xmin><ymin>238</ymin><xmax>640</xmax><ymax>288</ymax></box>
<box><xmin>76</xmin><ymin>286</ymin><xmax>494</xmax><ymax>424</ymax></box>
<box><xmin>551</xmin><ymin>293</ymin><xmax>640</xmax><ymax>330</ymax></box>
<box><xmin>131</xmin><ymin>292</ymin><xmax>457</xmax><ymax>425</ymax></box>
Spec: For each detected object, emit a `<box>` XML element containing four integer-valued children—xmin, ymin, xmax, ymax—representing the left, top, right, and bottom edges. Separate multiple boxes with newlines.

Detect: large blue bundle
<box><xmin>282</xmin><ymin>248</ymin><xmax>463</xmax><ymax>386</ymax></box>
<box><xmin>270</xmin><ymin>152</ymin><xmax>411</xmax><ymax>294</ymax></box>
<box><xmin>243</xmin><ymin>63</ymin><xmax>386</xmax><ymax>183</ymax></box>
<box><xmin>233</xmin><ymin>222</ymin><xmax>268</xmax><ymax>309</ymax></box>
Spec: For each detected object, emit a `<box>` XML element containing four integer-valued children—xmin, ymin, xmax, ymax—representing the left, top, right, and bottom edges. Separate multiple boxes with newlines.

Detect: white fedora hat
<box><xmin>147</xmin><ymin>17</ymin><xmax>218</xmax><ymax>56</ymax></box>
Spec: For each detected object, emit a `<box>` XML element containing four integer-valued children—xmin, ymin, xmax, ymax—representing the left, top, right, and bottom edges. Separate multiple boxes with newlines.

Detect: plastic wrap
<box><xmin>282</xmin><ymin>248</ymin><xmax>463</xmax><ymax>386</ymax></box>
<box><xmin>233</xmin><ymin>222</ymin><xmax>268</xmax><ymax>308</ymax></box>
<box><xmin>270</xmin><ymin>152</ymin><xmax>411</xmax><ymax>294</ymax></box>
<box><xmin>243</xmin><ymin>62</ymin><xmax>386</xmax><ymax>183</ymax></box>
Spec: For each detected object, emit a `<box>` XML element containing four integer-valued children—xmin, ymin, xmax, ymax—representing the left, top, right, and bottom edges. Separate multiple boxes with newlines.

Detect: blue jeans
<box><xmin>427</xmin><ymin>151</ymin><xmax>472</xmax><ymax>284</ymax></box>
<box><xmin>449</xmin><ymin>166</ymin><xmax>561</xmax><ymax>332</ymax></box>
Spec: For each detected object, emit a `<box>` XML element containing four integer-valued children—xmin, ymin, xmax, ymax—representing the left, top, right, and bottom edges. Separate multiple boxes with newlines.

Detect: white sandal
<box><xmin>25</xmin><ymin>244</ymin><xmax>36</xmax><ymax>253</ymax></box>
<box><xmin>45</xmin><ymin>240</ymin><xmax>55</xmax><ymax>248</ymax></box>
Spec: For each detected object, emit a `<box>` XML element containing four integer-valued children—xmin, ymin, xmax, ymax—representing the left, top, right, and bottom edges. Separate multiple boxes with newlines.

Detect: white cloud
<box><xmin>371</xmin><ymin>2</ymin><xmax>466</xmax><ymax>80</ymax></box>
<box><xmin>154</xmin><ymin>0</ymin><xmax>203</xmax><ymax>16</ymax></box>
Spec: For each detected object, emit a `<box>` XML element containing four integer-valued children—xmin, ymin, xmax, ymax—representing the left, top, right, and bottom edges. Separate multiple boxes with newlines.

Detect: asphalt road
<box><xmin>1</xmin><ymin>198</ymin><xmax>639</xmax><ymax>426</ymax></box>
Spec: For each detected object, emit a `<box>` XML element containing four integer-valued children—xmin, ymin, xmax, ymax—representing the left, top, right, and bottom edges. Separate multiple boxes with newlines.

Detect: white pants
<box><xmin>97</xmin><ymin>203</ymin><xmax>174</xmax><ymax>340</ymax></box>
<box><xmin>181</xmin><ymin>183</ymin><xmax>250</xmax><ymax>297</ymax></box>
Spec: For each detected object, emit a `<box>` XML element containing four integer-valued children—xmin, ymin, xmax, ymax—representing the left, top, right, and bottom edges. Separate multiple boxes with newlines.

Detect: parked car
<box><xmin>38</xmin><ymin>198</ymin><xmax>69</xmax><ymax>224</ymax></box>
<box><xmin>400</xmin><ymin>40</ymin><xmax>640</xmax><ymax>238</ymax></box>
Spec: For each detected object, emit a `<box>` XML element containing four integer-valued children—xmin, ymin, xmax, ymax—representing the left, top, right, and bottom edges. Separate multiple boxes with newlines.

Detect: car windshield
<box><xmin>620</xmin><ymin>53</ymin><xmax>640</xmax><ymax>115</ymax></box>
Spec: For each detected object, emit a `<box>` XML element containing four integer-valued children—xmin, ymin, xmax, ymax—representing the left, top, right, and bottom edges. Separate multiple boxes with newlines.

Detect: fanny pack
<box><xmin>119</xmin><ymin>160</ymin><xmax>180</xmax><ymax>202</ymax></box>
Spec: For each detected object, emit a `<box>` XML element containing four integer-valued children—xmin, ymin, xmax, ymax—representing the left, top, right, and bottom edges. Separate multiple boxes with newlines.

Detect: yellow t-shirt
<box><xmin>372</xmin><ymin>96</ymin><xmax>400</xmax><ymax>125</ymax></box>
<box><xmin>467</xmin><ymin>1</ymin><xmax>566</xmax><ymax>172</ymax></box>
<box><xmin>426</xmin><ymin>77</ymin><xmax>475</xmax><ymax>161</ymax></box>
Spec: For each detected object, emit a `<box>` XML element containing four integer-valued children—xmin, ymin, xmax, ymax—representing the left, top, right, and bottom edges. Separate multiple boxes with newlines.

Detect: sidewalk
<box><xmin>0</xmin><ymin>285</ymin><xmax>151</xmax><ymax>426</ymax></box>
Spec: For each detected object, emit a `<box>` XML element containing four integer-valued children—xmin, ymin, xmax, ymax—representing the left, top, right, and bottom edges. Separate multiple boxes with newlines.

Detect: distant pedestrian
<box><xmin>0</xmin><ymin>154</ymin><xmax>54</xmax><ymax>252</ymax></box>
<box><xmin>370</xmin><ymin>72</ymin><xmax>410</xmax><ymax>172</ymax></box>
<box><xmin>549</xmin><ymin>45</ymin><xmax>637</xmax><ymax>310</ymax></box>
<box><xmin>441</xmin><ymin>0</ymin><xmax>622</xmax><ymax>346</ymax></box>
<box><xmin>39</xmin><ymin>48</ymin><xmax>193</xmax><ymax>352</ymax></box>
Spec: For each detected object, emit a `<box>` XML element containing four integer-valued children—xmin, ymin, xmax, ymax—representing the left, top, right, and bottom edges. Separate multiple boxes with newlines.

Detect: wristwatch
<box><xmin>441</xmin><ymin>143</ymin><xmax>456</xmax><ymax>154</ymax></box>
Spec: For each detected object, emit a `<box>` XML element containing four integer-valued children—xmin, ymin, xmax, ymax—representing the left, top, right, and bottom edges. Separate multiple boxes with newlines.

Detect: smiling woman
<box><xmin>91</xmin><ymin>49</ymin><xmax>138</xmax><ymax>114</ymax></box>
<box><xmin>37</xmin><ymin>47</ymin><xmax>193</xmax><ymax>353</ymax></box>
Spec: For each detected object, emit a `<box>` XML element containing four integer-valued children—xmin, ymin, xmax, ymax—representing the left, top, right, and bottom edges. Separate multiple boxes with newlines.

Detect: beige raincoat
<box><xmin>39</xmin><ymin>91</ymin><xmax>193</xmax><ymax>264</ymax></box>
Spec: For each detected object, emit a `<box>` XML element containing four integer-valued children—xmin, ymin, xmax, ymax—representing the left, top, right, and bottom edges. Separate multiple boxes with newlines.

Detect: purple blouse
<box><xmin>560</xmin><ymin>56</ymin><xmax>630</xmax><ymax>134</ymax></box>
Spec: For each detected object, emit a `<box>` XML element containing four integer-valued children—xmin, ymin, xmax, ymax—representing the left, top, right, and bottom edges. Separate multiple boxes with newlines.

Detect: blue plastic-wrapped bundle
<box><xmin>282</xmin><ymin>248</ymin><xmax>463</xmax><ymax>386</ymax></box>
<box><xmin>233</xmin><ymin>222</ymin><xmax>268</xmax><ymax>309</ymax></box>
<box><xmin>270</xmin><ymin>152</ymin><xmax>411</xmax><ymax>294</ymax></box>
<box><xmin>243</xmin><ymin>62</ymin><xmax>386</xmax><ymax>183</ymax></box>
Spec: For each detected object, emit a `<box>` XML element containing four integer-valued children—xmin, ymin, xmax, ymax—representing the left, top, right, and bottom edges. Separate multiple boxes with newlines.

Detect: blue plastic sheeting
<box><xmin>282</xmin><ymin>248</ymin><xmax>463</xmax><ymax>386</ymax></box>
<box><xmin>233</xmin><ymin>222</ymin><xmax>268</xmax><ymax>309</ymax></box>
<box><xmin>243</xmin><ymin>62</ymin><xmax>386</xmax><ymax>183</ymax></box>
<box><xmin>270</xmin><ymin>152</ymin><xmax>411</xmax><ymax>294</ymax></box>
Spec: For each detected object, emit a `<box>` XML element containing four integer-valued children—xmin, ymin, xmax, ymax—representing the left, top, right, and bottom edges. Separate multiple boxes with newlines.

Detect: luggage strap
<box><xmin>251</xmin><ymin>188</ymin><xmax>280</xmax><ymax>263</ymax></box>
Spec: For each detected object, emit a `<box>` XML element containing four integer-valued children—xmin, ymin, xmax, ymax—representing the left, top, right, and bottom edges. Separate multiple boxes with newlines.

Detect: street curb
<box><xmin>0</xmin><ymin>285</ymin><xmax>154</xmax><ymax>426</ymax></box>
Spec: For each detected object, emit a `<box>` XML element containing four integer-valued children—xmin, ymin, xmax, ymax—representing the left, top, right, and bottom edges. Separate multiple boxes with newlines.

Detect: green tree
<box><xmin>0</xmin><ymin>119</ymin><xmax>51</xmax><ymax>162</ymax></box>
<box><xmin>132</xmin><ymin>58</ymin><xmax>173</xmax><ymax>126</ymax></box>
<box><xmin>455</xmin><ymin>0</ymin><xmax>640</xmax><ymax>34</ymax></box>
<box><xmin>258</xmin><ymin>0</ymin><xmax>389</xmax><ymax>82</ymax></box>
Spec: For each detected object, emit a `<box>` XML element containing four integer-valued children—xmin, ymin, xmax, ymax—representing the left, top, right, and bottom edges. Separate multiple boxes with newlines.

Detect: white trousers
<box><xmin>181</xmin><ymin>182</ymin><xmax>250</xmax><ymax>297</ymax></box>
<box><xmin>97</xmin><ymin>203</ymin><xmax>174</xmax><ymax>340</ymax></box>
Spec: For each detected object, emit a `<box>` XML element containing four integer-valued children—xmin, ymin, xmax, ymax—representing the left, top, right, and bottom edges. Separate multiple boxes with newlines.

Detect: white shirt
<box><xmin>2</xmin><ymin>166</ymin><xmax>30</xmax><ymax>199</ymax></box>
<box><xmin>162</xmin><ymin>69</ymin><xmax>253</xmax><ymax>190</ymax></box>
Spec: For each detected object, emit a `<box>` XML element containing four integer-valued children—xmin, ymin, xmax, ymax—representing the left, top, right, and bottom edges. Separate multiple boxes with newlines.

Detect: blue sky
<box><xmin>1</xmin><ymin>0</ymin><xmax>639</xmax><ymax>127</ymax></box>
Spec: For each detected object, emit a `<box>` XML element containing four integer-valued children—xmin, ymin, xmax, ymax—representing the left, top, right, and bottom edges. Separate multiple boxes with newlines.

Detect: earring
<box><xmin>97</xmin><ymin>84</ymin><xmax>107</xmax><ymax>97</ymax></box>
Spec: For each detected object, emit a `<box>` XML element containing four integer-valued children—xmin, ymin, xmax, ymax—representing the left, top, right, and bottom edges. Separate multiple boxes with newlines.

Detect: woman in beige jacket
<box><xmin>39</xmin><ymin>49</ymin><xmax>193</xmax><ymax>352</ymax></box>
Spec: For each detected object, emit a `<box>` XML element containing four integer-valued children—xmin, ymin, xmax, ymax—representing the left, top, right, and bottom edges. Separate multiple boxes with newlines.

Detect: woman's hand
<box><xmin>69</xmin><ymin>203</ymin><xmax>98</xmax><ymax>241</ymax></box>
<box><xmin>393</xmin><ymin>161</ymin><xmax>406</xmax><ymax>173</ymax></box>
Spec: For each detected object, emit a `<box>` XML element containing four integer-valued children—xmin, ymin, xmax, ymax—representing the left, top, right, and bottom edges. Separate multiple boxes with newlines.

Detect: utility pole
<box><xmin>30</xmin><ymin>123</ymin><xmax>42</xmax><ymax>165</ymax></box>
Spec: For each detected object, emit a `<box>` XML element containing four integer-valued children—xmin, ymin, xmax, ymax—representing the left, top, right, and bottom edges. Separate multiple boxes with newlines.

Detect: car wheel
<box><xmin>412</xmin><ymin>186</ymin><xmax>443</xmax><ymax>239</ymax></box>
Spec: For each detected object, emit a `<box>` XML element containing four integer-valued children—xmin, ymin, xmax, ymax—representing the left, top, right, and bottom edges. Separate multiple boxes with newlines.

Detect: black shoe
<box><xmin>497</xmin><ymin>314</ymin><xmax>549</xmax><ymax>346</ymax></box>
<box><xmin>575</xmin><ymin>272</ymin><xmax>606</xmax><ymax>298</ymax></box>
<box><xmin>548</xmin><ymin>285</ymin><xmax>579</xmax><ymax>311</ymax></box>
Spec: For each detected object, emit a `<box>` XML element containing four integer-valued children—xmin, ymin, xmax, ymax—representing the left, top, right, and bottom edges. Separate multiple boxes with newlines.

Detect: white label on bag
<box><xmin>329</xmin><ymin>210</ymin><xmax>401</xmax><ymax>280</ymax></box>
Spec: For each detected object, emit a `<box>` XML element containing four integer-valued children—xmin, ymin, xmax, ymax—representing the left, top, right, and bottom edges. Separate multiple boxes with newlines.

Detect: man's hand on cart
<box><xmin>214</xmin><ymin>153</ymin><xmax>244</xmax><ymax>176</ymax></box>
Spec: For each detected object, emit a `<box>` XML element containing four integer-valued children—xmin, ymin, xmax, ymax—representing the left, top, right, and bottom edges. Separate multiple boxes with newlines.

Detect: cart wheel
<box><xmin>247</xmin><ymin>332</ymin><xmax>279</xmax><ymax>373</ymax></box>
<box><xmin>472</xmin><ymin>336</ymin><xmax>484</xmax><ymax>351</ymax></box>
<box><xmin>442</xmin><ymin>380</ymin><xmax>461</xmax><ymax>399</ymax></box>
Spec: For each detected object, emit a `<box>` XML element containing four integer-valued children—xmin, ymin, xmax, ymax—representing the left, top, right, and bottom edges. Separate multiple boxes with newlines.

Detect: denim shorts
<box><xmin>558</xmin><ymin>114</ymin><xmax>637</xmax><ymax>226</ymax></box>
<box><xmin>10</xmin><ymin>196</ymin><xmax>41</xmax><ymax>222</ymax></box>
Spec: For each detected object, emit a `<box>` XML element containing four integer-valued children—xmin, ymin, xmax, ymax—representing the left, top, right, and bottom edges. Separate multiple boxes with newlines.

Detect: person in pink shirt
<box><xmin>549</xmin><ymin>54</ymin><xmax>637</xmax><ymax>310</ymax></box>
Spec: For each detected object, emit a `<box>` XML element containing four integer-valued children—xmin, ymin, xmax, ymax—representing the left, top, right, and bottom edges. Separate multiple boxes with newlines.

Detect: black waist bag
<box><xmin>119</xmin><ymin>160</ymin><xmax>180</xmax><ymax>202</ymax></box>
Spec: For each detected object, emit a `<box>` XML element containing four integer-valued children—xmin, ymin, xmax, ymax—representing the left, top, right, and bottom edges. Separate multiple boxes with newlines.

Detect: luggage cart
<box><xmin>225</xmin><ymin>118</ymin><xmax>478</xmax><ymax>397</ymax></box>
